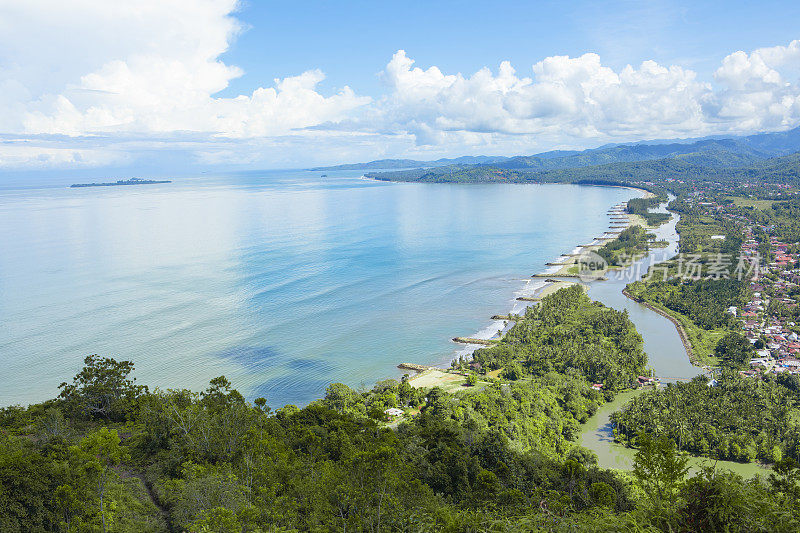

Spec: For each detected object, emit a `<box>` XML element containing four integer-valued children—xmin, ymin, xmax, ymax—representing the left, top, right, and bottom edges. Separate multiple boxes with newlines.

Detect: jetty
<box><xmin>516</xmin><ymin>296</ymin><xmax>540</xmax><ymax>302</ymax></box>
<box><xmin>491</xmin><ymin>315</ymin><xmax>517</xmax><ymax>321</ymax></box>
<box><xmin>397</xmin><ymin>363</ymin><xmax>434</xmax><ymax>372</ymax></box>
<box><xmin>452</xmin><ymin>337</ymin><xmax>499</xmax><ymax>345</ymax></box>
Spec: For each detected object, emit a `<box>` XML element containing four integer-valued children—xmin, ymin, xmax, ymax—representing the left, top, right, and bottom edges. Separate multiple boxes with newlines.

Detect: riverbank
<box><xmin>578</xmin><ymin>388</ymin><xmax>771</xmax><ymax>478</ymax></box>
<box><xmin>396</xmin><ymin>188</ymin><xmax>721</xmax><ymax>473</ymax></box>
<box><xmin>622</xmin><ymin>288</ymin><xmax>699</xmax><ymax>367</ymax></box>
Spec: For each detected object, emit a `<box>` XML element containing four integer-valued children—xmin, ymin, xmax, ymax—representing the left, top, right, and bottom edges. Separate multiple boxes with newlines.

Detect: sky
<box><xmin>1</xmin><ymin>0</ymin><xmax>800</xmax><ymax>173</ymax></box>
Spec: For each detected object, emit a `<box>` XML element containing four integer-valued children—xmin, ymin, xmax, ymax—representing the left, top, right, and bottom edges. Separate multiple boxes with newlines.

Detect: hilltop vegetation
<box><xmin>367</xmin><ymin>151</ymin><xmax>800</xmax><ymax>191</ymax></box>
<box><xmin>333</xmin><ymin>126</ymin><xmax>800</xmax><ymax>175</ymax></box>
<box><xmin>5</xmin><ymin>292</ymin><xmax>800</xmax><ymax>530</ymax></box>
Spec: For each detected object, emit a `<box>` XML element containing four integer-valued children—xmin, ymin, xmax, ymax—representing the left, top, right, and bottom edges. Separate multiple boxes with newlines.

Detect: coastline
<box><xmin>406</xmin><ymin>183</ymin><xmax>656</xmax><ymax>380</ymax></box>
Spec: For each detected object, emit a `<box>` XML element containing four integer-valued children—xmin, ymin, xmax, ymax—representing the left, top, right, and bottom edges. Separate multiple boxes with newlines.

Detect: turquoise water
<box><xmin>0</xmin><ymin>171</ymin><xmax>633</xmax><ymax>407</ymax></box>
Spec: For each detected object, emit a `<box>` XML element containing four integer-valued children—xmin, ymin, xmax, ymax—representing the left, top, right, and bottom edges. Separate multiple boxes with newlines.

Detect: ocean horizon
<box><xmin>0</xmin><ymin>170</ymin><xmax>634</xmax><ymax>407</ymax></box>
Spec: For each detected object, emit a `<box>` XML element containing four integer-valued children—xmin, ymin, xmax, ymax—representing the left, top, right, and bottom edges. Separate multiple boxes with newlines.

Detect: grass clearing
<box><xmin>727</xmin><ymin>196</ymin><xmax>778</xmax><ymax>210</ymax></box>
<box><xmin>408</xmin><ymin>369</ymin><xmax>491</xmax><ymax>393</ymax></box>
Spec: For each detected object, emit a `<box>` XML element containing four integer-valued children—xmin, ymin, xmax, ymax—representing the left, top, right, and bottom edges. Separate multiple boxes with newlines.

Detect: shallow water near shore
<box><xmin>0</xmin><ymin>170</ymin><xmax>633</xmax><ymax>407</ymax></box>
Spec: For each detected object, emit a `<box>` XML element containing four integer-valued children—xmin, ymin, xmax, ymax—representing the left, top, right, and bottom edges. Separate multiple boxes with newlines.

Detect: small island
<box><xmin>70</xmin><ymin>178</ymin><xmax>171</xmax><ymax>188</ymax></box>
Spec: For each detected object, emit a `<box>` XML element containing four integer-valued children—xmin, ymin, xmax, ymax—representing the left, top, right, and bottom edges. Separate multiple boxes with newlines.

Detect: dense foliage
<box><xmin>5</xmin><ymin>359</ymin><xmax>800</xmax><ymax>531</ymax></box>
<box><xmin>471</xmin><ymin>286</ymin><xmax>647</xmax><ymax>391</ymax></box>
<box><xmin>626</xmin><ymin>197</ymin><xmax>671</xmax><ymax>226</ymax></box>
<box><xmin>612</xmin><ymin>373</ymin><xmax>800</xmax><ymax>464</ymax></box>
<box><xmin>626</xmin><ymin>277</ymin><xmax>748</xmax><ymax>330</ymax></box>
<box><xmin>5</xmin><ymin>287</ymin><xmax>800</xmax><ymax>530</ymax></box>
<box><xmin>367</xmin><ymin>151</ymin><xmax>800</xmax><ymax>191</ymax></box>
<box><xmin>595</xmin><ymin>225</ymin><xmax>654</xmax><ymax>267</ymax></box>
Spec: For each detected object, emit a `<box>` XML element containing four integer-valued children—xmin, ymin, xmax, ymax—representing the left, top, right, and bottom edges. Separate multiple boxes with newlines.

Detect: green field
<box><xmin>727</xmin><ymin>196</ymin><xmax>779</xmax><ymax>210</ymax></box>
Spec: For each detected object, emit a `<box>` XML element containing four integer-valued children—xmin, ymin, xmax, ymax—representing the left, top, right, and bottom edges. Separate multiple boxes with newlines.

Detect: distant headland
<box><xmin>70</xmin><ymin>178</ymin><xmax>171</xmax><ymax>188</ymax></box>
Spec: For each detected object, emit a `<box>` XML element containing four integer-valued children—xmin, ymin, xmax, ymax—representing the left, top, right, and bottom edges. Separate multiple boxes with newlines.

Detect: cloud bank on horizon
<box><xmin>1</xmin><ymin>0</ymin><xmax>799</xmax><ymax>170</ymax></box>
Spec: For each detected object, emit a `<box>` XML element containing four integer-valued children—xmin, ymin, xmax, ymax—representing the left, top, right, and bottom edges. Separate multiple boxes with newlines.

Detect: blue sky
<box><xmin>1</xmin><ymin>0</ymin><xmax>799</xmax><ymax>173</ymax></box>
<box><xmin>221</xmin><ymin>0</ymin><xmax>800</xmax><ymax>97</ymax></box>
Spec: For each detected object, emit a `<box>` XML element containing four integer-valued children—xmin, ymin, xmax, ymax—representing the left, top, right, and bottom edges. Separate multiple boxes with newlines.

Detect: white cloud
<box><xmin>1</xmin><ymin>0</ymin><xmax>368</xmax><ymax>140</ymax></box>
<box><xmin>711</xmin><ymin>40</ymin><xmax>800</xmax><ymax>130</ymax></box>
<box><xmin>0</xmin><ymin>140</ymin><xmax>127</xmax><ymax>168</ymax></box>
<box><xmin>376</xmin><ymin>46</ymin><xmax>800</xmax><ymax>147</ymax></box>
<box><xmin>0</xmin><ymin>1</ymin><xmax>799</xmax><ymax>168</ymax></box>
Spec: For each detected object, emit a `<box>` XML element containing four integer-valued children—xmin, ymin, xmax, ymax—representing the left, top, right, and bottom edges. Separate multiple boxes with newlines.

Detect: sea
<box><xmin>0</xmin><ymin>170</ymin><xmax>635</xmax><ymax>407</ymax></box>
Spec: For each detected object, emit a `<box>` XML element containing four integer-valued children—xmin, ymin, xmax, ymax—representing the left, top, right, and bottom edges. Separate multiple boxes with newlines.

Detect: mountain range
<box><xmin>312</xmin><ymin>127</ymin><xmax>800</xmax><ymax>175</ymax></box>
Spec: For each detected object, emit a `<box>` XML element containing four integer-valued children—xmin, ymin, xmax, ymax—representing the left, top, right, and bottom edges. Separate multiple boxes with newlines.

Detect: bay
<box><xmin>0</xmin><ymin>170</ymin><xmax>633</xmax><ymax>407</ymax></box>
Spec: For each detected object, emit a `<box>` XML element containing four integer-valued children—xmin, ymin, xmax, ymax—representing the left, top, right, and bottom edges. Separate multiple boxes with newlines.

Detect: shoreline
<box><xmin>404</xmin><ymin>183</ymin><xmax>656</xmax><ymax>382</ymax></box>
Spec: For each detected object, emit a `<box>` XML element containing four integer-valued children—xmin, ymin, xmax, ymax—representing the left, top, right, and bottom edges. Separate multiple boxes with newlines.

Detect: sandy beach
<box><xmin>446</xmin><ymin>189</ymin><xmax>652</xmax><ymax>361</ymax></box>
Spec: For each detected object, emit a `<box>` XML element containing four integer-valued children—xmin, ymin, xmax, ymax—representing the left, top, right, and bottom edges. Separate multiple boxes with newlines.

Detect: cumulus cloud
<box><xmin>1</xmin><ymin>0</ymin><xmax>369</xmax><ymax>142</ymax></box>
<box><xmin>377</xmin><ymin>44</ymin><xmax>800</xmax><ymax>147</ymax></box>
<box><xmin>712</xmin><ymin>40</ymin><xmax>800</xmax><ymax>130</ymax></box>
<box><xmin>0</xmin><ymin>1</ymin><xmax>799</xmax><ymax>168</ymax></box>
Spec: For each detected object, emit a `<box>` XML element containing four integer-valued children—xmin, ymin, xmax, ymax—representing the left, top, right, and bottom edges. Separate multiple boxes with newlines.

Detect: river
<box><xmin>577</xmin><ymin>198</ymin><xmax>770</xmax><ymax>477</ymax></box>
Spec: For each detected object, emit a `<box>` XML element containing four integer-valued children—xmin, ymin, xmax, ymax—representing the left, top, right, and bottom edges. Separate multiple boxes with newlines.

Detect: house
<box><xmin>591</xmin><ymin>383</ymin><xmax>603</xmax><ymax>390</ymax></box>
<box><xmin>384</xmin><ymin>408</ymin><xmax>404</xmax><ymax>418</ymax></box>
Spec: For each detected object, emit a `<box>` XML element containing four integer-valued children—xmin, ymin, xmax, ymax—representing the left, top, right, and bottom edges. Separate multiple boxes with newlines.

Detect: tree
<box><xmin>501</xmin><ymin>362</ymin><xmax>523</xmax><ymax>381</ymax></box>
<box><xmin>324</xmin><ymin>383</ymin><xmax>362</xmax><ymax>414</ymax></box>
<box><xmin>633</xmin><ymin>433</ymin><xmax>688</xmax><ymax>514</ymax></box>
<box><xmin>769</xmin><ymin>458</ymin><xmax>800</xmax><ymax>506</ymax></box>
<box><xmin>465</xmin><ymin>374</ymin><xmax>477</xmax><ymax>387</ymax></box>
<box><xmin>58</xmin><ymin>355</ymin><xmax>147</xmax><ymax>421</ymax></box>
<box><xmin>201</xmin><ymin>376</ymin><xmax>245</xmax><ymax>411</ymax></box>
<box><xmin>78</xmin><ymin>427</ymin><xmax>129</xmax><ymax>533</ymax></box>
<box><xmin>589</xmin><ymin>482</ymin><xmax>616</xmax><ymax>508</ymax></box>
<box><xmin>714</xmin><ymin>332</ymin><xmax>754</xmax><ymax>369</ymax></box>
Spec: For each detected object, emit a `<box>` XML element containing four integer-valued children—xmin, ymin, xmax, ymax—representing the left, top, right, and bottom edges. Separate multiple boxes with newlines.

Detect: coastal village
<box><xmin>674</xmin><ymin>186</ymin><xmax>800</xmax><ymax>381</ymax></box>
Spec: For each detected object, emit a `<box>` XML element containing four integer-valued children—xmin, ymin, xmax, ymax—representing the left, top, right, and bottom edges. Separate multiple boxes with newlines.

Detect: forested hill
<box><xmin>9</xmin><ymin>286</ymin><xmax>800</xmax><ymax>531</ymax></box>
<box><xmin>318</xmin><ymin>126</ymin><xmax>800</xmax><ymax>173</ymax></box>
<box><xmin>366</xmin><ymin>151</ymin><xmax>800</xmax><ymax>188</ymax></box>
<box><xmin>308</xmin><ymin>155</ymin><xmax>511</xmax><ymax>171</ymax></box>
